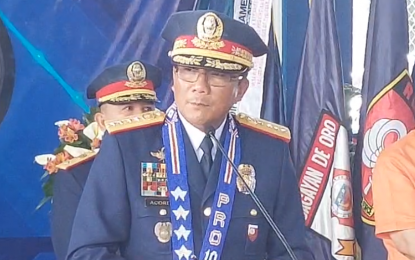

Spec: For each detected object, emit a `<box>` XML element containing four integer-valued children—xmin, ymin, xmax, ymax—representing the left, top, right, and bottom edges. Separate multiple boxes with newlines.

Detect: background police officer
<box><xmin>51</xmin><ymin>60</ymin><xmax>161</xmax><ymax>260</ymax></box>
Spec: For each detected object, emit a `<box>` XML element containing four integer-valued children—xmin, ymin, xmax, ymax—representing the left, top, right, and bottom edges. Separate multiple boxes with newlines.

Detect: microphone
<box><xmin>207</xmin><ymin>128</ymin><xmax>298</xmax><ymax>260</ymax></box>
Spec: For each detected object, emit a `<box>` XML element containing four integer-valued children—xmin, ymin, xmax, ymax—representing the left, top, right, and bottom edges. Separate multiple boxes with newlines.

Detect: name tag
<box><xmin>145</xmin><ymin>198</ymin><xmax>170</xmax><ymax>207</ymax></box>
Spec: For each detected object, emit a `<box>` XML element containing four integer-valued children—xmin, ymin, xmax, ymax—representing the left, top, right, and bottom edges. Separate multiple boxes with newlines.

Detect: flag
<box><xmin>412</xmin><ymin>62</ymin><xmax>415</xmax><ymax>81</ymax></box>
<box><xmin>195</xmin><ymin>0</ymin><xmax>234</xmax><ymax>15</ymax></box>
<box><xmin>290</xmin><ymin>0</ymin><xmax>355</xmax><ymax>258</ymax></box>
<box><xmin>260</xmin><ymin>20</ymin><xmax>286</xmax><ymax>124</ymax></box>
<box><xmin>353</xmin><ymin>0</ymin><xmax>415</xmax><ymax>259</ymax></box>
<box><xmin>210</xmin><ymin>0</ymin><xmax>235</xmax><ymax>14</ymax></box>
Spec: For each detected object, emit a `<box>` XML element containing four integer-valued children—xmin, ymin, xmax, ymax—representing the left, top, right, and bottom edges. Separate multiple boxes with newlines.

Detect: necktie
<box><xmin>200</xmin><ymin>135</ymin><xmax>213</xmax><ymax>180</ymax></box>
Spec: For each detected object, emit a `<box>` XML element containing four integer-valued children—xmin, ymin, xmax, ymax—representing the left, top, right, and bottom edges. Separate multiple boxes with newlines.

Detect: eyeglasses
<box><xmin>175</xmin><ymin>66</ymin><xmax>244</xmax><ymax>87</ymax></box>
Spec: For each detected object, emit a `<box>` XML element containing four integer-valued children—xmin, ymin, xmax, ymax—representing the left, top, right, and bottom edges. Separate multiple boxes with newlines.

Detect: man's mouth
<box><xmin>188</xmin><ymin>101</ymin><xmax>208</xmax><ymax>107</ymax></box>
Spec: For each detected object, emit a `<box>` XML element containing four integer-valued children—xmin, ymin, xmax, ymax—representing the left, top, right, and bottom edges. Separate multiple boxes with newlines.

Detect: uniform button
<box><xmin>250</xmin><ymin>209</ymin><xmax>258</xmax><ymax>216</ymax></box>
<box><xmin>159</xmin><ymin>209</ymin><xmax>167</xmax><ymax>216</ymax></box>
<box><xmin>204</xmin><ymin>207</ymin><xmax>211</xmax><ymax>217</ymax></box>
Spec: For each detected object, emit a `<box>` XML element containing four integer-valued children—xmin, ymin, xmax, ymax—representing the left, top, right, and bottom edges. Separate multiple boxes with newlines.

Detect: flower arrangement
<box><xmin>34</xmin><ymin>108</ymin><xmax>103</xmax><ymax>209</ymax></box>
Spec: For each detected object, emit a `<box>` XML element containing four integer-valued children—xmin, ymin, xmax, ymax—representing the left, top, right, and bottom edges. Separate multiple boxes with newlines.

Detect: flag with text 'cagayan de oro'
<box><xmin>290</xmin><ymin>0</ymin><xmax>355</xmax><ymax>259</ymax></box>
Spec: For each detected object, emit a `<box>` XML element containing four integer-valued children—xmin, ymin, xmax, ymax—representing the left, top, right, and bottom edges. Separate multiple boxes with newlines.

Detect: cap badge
<box><xmin>193</xmin><ymin>12</ymin><xmax>225</xmax><ymax>50</ymax></box>
<box><xmin>125</xmin><ymin>61</ymin><xmax>147</xmax><ymax>88</ymax></box>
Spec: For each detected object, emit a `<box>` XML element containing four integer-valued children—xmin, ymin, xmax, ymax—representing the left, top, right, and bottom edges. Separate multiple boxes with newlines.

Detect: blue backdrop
<box><xmin>0</xmin><ymin>0</ymin><xmax>195</xmax><ymax>259</ymax></box>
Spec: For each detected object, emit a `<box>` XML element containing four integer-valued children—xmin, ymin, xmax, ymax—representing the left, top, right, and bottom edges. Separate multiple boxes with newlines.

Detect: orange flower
<box><xmin>58</xmin><ymin>125</ymin><xmax>78</xmax><ymax>143</ymax></box>
<box><xmin>91</xmin><ymin>138</ymin><xmax>101</xmax><ymax>149</ymax></box>
<box><xmin>63</xmin><ymin>151</ymin><xmax>72</xmax><ymax>160</ymax></box>
<box><xmin>54</xmin><ymin>154</ymin><xmax>64</xmax><ymax>165</ymax></box>
<box><xmin>68</xmin><ymin>119</ymin><xmax>85</xmax><ymax>131</ymax></box>
<box><xmin>54</xmin><ymin>151</ymin><xmax>72</xmax><ymax>165</ymax></box>
<box><xmin>44</xmin><ymin>152</ymin><xmax>73</xmax><ymax>174</ymax></box>
<box><xmin>58</xmin><ymin>125</ymin><xmax>69</xmax><ymax>139</ymax></box>
<box><xmin>44</xmin><ymin>159</ymin><xmax>58</xmax><ymax>174</ymax></box>
<box><xmin>63</xmin><ymin>129</ymin><xmax>79</xmax><ymax>143</ymax></box>
<box><xmin>58</xmin><ymin>120</ymin><xmax>84</xmax><ymax>143</ymax></box>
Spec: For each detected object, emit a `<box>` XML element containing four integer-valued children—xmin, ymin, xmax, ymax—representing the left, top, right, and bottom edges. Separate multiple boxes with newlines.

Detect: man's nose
<box><xmin>192</xmin><ymin>71</ymin><xmax>210</xmax><ymax>93</ymax></box>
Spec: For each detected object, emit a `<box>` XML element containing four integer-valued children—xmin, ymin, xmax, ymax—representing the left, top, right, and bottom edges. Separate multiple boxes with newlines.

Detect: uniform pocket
<box><xmin>135</xmin><ymin>204</ymin><xmax>172</xmax><ymax>255</ymax></box>
<box><xmin>243</xmin><ymin>218</ymin><xmax>267</xmax><ymax>255</ymax></box>
<box><xmin>228</xmin><ymin>211</ymin><xmax>269</xmax><ymax>256</ymax></box>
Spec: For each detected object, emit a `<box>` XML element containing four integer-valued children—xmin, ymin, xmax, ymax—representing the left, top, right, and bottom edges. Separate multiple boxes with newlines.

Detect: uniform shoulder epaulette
<box><xmin>235</xmin><ymin>113</ymin><xmax>291</xmax><ymax>142</ymax></box>
<box><xmin>105</xmin><ymin>110</ymin><xmax>166</xmax><ymax>135</ymax></box>
<box><xmin>56</xmin><ymin>151</ymin><xmax>97</xmax><ymax>171</ymax></box>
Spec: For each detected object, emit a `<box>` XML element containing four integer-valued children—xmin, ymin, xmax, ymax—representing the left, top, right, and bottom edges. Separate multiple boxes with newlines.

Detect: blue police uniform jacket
<box><xmin>51</xmin><ymin>158</ymin><xmax>94</xmax><ymax>260</ymax></box>
<box><xmin>67</xmin><ymin>112</ymin><xmax>314</xmax><ymax>260</ymax></box>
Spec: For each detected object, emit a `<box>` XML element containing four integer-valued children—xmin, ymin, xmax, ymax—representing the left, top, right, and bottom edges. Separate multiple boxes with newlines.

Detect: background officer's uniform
<box><xmin>67</xmin><ymin>10</ymin><xmax>313</xmax><ymax>260</ymax></box>
<box><xmin>51</xmin><ymin>61</ymin><xmax>161</xmax><ymax>260</ymax></box>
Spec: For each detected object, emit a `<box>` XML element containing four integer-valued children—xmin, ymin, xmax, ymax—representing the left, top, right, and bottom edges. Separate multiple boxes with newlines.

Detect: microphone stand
<box><xmin>208</xmin><ymin>131</ymin><xmax>298</xmax><ymax>260</ymax></box>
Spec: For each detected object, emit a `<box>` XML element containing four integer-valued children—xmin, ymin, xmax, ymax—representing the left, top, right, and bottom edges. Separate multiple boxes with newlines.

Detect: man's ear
<box><xmin>235</xmin><ymin>78</ymin><xmax>249</xmax><ymax>102</ymax></box>
<box><xmin>94</xmin><ymin>112</ymin><xmax>106</xmax><ymax>131</ymax></box>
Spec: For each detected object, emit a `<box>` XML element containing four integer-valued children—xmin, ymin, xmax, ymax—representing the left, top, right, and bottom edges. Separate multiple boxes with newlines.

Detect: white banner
<box><xmin>233</xmin><ymin>0</ymin><xmax>272</xmax><ymax>117</ymax></box>
<box><xmin>272</xmin><ymin>0</ymin><xmax>283</xmax><ymax>63</ymax></box>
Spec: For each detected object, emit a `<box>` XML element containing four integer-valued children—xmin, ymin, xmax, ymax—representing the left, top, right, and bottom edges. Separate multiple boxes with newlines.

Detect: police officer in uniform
<box><xmin>51</xmin><ymin>60</ymin><xmax>162</xmax><ymax>260</ymax></box>
<box><xmin>67</xmin><ymin>10</ymin><xmax>313</xmax><ymax>260</ymax></box>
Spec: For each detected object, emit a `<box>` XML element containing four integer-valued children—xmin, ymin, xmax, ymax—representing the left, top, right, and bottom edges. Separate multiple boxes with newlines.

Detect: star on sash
<box><xmin>175</xmin><ymin>245</ymin><xmax>192</xmax><ymax>260</ymax></box>
<box><xmin>174</xmin><ymin>225</ymin><xmax>191</xmax><ymax>241</ymax></box>
<box><xmin>173</xmin><ymin>205</ymin><xmax>190</xmax><ymax>220</ymax></box>
<box><xmin>171</xmin><ymin>186</ymin><xmax>187</xmax><ymax>201</ymax></box>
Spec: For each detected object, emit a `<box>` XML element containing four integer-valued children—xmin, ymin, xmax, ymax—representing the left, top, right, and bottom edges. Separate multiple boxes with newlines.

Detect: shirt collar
<box><xmin>178</xmin><ymin>112</ymin><xmax>226</xmax><ymax>153</ymax></box>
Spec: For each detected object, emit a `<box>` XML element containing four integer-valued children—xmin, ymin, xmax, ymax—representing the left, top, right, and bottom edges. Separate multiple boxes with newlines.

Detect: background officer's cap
<box><xmin>162</xmin><ymin>10</ymin><xmax>268</xmax><ymax>72</ymax></box>
<box><xmin>87</xmin><ymin>60</ymin><xmax>162</xmax><ymax>104</ymax></box>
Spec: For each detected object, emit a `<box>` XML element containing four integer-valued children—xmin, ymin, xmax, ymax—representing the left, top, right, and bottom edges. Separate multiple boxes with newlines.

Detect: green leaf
<box><xmin>40</xmin><ymin>171</ymin><xmax>49</xmax><ymax>180</ymax></box>
<box><xmin>42</xmin><ymin>177</ymin><xmax>54</xmax><ymax>198</ymax></box>
<box><xmin>70</xmin><ymin>141</ymin><xmax>90</xmax><ymax>150</ymax></box>
<box><xmin>82</xmin><ymin>114</ymin><xmax>91</xmax><ymax>126</ymax></box>
<box><xmin>35</xmin><ymin>197</ymin><xmax>51</xmax><ymax>211</ymax></box>
<box><xmin>53</xmin><ymin>143</ymin><xmax>66</xmax><ymax>154</ymax></box>
<box><xmin>83</xmin><ymin>107</ymin><xmax>99</xmax><ymax>125</ymax></box>
<box><xmin>71</xmin><ymin>140</ymin><xmax>83</xmax><ymax>146</ymax></box>
<box><xmin>79</xmin><ymin>132</ymin><xmax>92</xmax><ymax>142</ymax></box>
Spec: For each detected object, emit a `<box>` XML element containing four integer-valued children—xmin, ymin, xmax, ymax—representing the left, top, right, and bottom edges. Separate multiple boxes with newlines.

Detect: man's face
<box><xmin>172</xmin><ymin>66</ymin><xmax>248</xmax><ymax>132</ymax></box>
<box><xmin>95</xmin><ymin>101</ymin><xmax>155</xmax><ymax>130</ymax></box>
